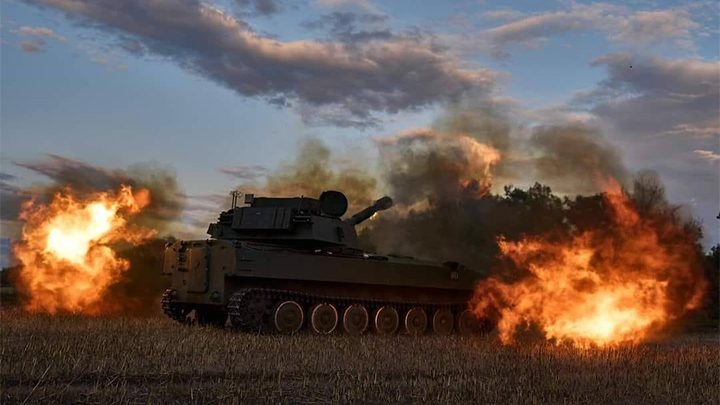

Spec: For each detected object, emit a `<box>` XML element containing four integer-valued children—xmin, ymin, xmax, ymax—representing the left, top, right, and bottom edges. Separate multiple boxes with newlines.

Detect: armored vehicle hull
<box><xmin>161</xmin><ymin>191</ymin><xmax>490</xmax><ymax>335</ymax></box>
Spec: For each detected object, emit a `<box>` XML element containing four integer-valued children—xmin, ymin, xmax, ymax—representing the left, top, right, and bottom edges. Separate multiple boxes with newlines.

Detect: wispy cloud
<box><xmin>313</xmin><ymin>0</ymin><xmax>378</xmax><ymax>14</ymax></box>
<box><xmin>232</xmin><ymin>0</ymin><xmax>284</xmax><ymax>17</ymax></box>
<box><xmin>694</xmin><ymin>150</ymin><xmax>720</xmax><ymax>163</ymax></box>
<box><xmin>19</xmin><ymin>26</ymin><xmax>67</xmax><ymax>42</ymax></box>
<box><xmin>480</xmin><ymin>9</ymin><xmax>525</xmax><ymax>21</ymax></box>
<box><xmin>458</xmin><ymin>3</ymin><xmax>705</xmax><ymax>59</ymax></box>
<box><xmin>20</xmin><ymin>41</ymin><xmax>43</xmax><ymax>53</ymax></box>
<box><xmin>578</xmin><ymin>52</ymin><xmax>720</xmax><ymax>140</ymax></box>
<box><xmin>16</xmin><ymin>25</ymin><xmax>67</xmax><ymax>52</ymax></box>
<box><xmin>219</xmin><ymin>165</ymin><xmax>269</xmax><ymax>180</ymax></box>
<box><xmin>301</xmin><ymin>12</ymin><xmax>391</xmax><ymax>44</ymax></box>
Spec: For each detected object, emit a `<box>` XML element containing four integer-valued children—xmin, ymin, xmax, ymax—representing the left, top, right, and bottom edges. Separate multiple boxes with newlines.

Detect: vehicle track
<box><xmin>163</xmin><ymin>288</ymin><xmax>491</xmax><ymax>335</ymax></box>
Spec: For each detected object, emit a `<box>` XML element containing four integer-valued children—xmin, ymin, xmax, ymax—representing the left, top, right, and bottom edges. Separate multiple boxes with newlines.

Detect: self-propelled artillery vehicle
<box><xmin>161</xmin><ymin>190</ymin><xmax>489</xmax><ymax>335</ymax></box>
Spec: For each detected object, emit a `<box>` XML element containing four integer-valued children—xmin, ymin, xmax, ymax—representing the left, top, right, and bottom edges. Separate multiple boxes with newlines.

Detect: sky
<box><xmin>1</xmin><ymin>0</ymin><xmax>719</xmax><ymax>248</ymax></box>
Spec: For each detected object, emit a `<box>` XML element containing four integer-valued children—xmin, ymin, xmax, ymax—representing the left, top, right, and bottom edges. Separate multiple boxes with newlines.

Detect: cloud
<box><xmin>119</xmin><ymin>38</ymin><xmax>145</xmax><ymax>56</ymax></box>
<box><xmin>20</xmin><ymin>41</ymin><xmax>43</xmax><ymax>52</ymax></box>
<box><xmin>219</xmin><ymin>165</ymin><xmax>269</xmax><ymax>180</ymax></box>
<box><xmin>313</xmin><ymin>0</ymin><xmax>378</xmax><ymax>13</ymax></box>
<box><xmin>21</xmin><ymin>0</ymin><xmax>497</xmax><ymax>129</ymax></box>
<box><xmin>555</xmin><ymin>52</ymin><xmax>719</xmax><ymax>245</ymax></box>
<box><xmin>89</xmin><ymin>55</ymin><xmax>108</xmax><ymax>65</ymax></box>
<box><xmin>694</xmin><ymin>150</ymin><xmax>720</xmax><ymax>163</ymax></box>
<box><xmin>233</xmin><ymin>0</ymin><xmax>283</xmax><ymax>16</ymax></box>
<box><xmin>467</xmin><ymin>3</ymin><xmax>703</xmax><ymax>59</ymax></box>
<box><xmin>480</xmin><ymin>9</ymin><xmax>525</xmax><ymax>21</ymax></box>
<box><xmin>302</xmin><ymin>12</ymin><xmax>391</xmax><ymax>44</ymax></box>
<box><xmin>609</xmin><ymin>10</ymin><xmax>699</xmax><ymax>49</ymax></box>
<box><xmin>16</xmin><ymin>25</ymin><xmax>126</xmax><ymax>69</ymax></box>
<box><xmin>580</xmin><ymin>52</ymin><xmax>719</xmax><ymax>139</ymax></box>
<box><xmin>19</xmin><ymin>26</ymin><xmax>67</xmax><ymax>42</ymax></box>
<box><xmin>17</xmin><ymin>25</ymin><xmax>67</xmax><ymax>52</ymax></box>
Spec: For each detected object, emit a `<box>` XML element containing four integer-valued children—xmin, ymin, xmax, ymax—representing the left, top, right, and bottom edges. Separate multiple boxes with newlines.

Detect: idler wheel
<box><xmin>374</xmin><ymin>306</ymin><xmax>399</xmax><ymax>335</ymax></box>
<box><xmin>310</xmin><ymin>303</ymin><xmax>339</xmax><ymax>334</ymax></box>
<box><xmin>343</xmin><ymin>305</ymin><xmax>369</xmax><ymax>336</ymax></box>
<box><xmin>432</xmin><ymin>309</ymin><xmax>454</xmax><ymax>335</ymax></box>
<box><xmin>273</xmin><ymin>301</ymin><xmax>304</xmax><ymax>334</ymax></box>
<box><xmin>404</xmin><ymin>307</ymin><xmax>428</xmax><ymax>335</ymax></box>
<box><xmin>457</xmin><ymin>309</ymin><xmax>479</xmax><ymax>335</ymax></box>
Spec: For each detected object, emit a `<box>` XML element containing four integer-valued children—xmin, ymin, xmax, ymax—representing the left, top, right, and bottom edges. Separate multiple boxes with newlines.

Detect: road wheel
<box><xmin>343</xmin><ymin>305</ymin><xmax>369</xmax><ymax>336</ymax></box>
<box><xmin>404</xmin><ymin>307</ymin><xmax>428</xmax><ymax>335</ymax></box>
<box><xmin>310</xmin><ymin>303</ymin><xmax>339</xmax><ymax>334</ymax></box>
<box><xmin>456</xmin><ymin>309</ymin><xmax>479</xmax><ymax>335</ymax></box>
<box><xmin>374</xmin><ymin>306</ymin><xmax>399</xmax><ymax>335</ymax></box>
<box><xmin>273</xmin><ymin>300</ymin><xmax>304</xmax><ymax>334</ymax></box>
<box><xmin>432</xmin><ymin>309</ymin><xmax>454</xmax><ymax>335</ymax></box>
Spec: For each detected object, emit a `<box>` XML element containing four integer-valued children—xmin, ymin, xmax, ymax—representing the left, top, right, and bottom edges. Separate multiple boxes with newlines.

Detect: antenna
<box><xmin>229</xmin><ymin>190</ymin><xmax>242</xmax><ymax>209</ymax></box>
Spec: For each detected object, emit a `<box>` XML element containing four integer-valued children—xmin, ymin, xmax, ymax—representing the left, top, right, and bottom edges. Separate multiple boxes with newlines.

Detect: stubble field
<box><xmin>1</xmin><ymin>308</ymin><xmax>718</xmax><ymax>405</ymax></box>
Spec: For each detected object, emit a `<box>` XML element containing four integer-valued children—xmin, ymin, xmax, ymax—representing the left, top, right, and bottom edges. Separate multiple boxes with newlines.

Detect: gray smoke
<box><xmin>238</xmin><ymin>139</ymin><xmax>378</xmax><ymax>215</ymax></box>
<box><xmin>530</xmin><ymin>124</ymin><xmax>628</xmax><ymax>195</ymax></box>
<box><xmin>6</xmin><ymin>154</ymin><xmax>184</xmax><ymax>234</ymax></box>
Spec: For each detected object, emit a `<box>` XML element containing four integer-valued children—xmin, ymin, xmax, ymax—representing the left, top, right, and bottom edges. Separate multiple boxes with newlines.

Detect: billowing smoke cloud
<box><xmin>223</xmin><ymin>102</ymin><xmax>637</xmax><ymax>274</ymax></box>
<box><xmin>360</xmin><ymin>105</ymin><xmax>714</xmax><ymax>343</ymax></box>
<box><xmin>8</xmin><ymin>154</ymin><xmax>184</xmax><ymax>233</ymax></box>
<box><xmin>358</xmin><ymin>102</ymin><xmax>642</xmax><ymax>273</ymax></box>
<box><xmin>530</xmin><ymin>124</ymin><xmax>628</xmax><ymax>195</ymax></box>
<box><xmin>376</xmin><ymin>129</ymin><xmax>500</xmax><ymax>206</ymax></box>
<box><xmin>375</xmin><ymin>102</ymin><xmax>628</xmax><ymax>207</ymax></box>
<box><xmin>236</xmin><ymin>138</ymin><xmax>378</xmax><ymax>215</ymax></box>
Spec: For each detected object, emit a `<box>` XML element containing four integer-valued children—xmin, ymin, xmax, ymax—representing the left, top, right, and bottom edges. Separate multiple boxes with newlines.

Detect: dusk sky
<box><xmin>1</xmin><ymin>0</ymin><xmax>719</xmax><ymax>246</ymax></box>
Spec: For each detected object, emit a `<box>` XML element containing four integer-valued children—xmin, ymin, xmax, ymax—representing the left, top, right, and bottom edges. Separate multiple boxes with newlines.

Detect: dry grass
<box><xmin>1</xmin><ymin>308</ymin><xmax>718</xmax><ymax>404</ymax></box>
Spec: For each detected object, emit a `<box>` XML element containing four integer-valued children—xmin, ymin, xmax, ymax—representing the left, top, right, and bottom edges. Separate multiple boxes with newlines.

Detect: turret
<box><xmin>206</xmin><ymin>190</ymin><xmax>390</xmax><ymax>250</ymax></box>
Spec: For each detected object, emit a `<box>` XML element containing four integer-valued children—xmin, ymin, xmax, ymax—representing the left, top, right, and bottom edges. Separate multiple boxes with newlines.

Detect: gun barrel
<box><xmin>346</xmin><ymin>196</ymin><xmax>393</xmax><ymax>225</ymax></box>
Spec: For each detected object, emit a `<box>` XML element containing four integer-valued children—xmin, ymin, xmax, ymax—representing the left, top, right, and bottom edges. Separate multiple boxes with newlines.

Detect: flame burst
<box><xmin>13</xmin><ymin>185</ymin><xmax>155</xmax><ymax>314</ymax></box>
<box><xmin>472</xmin><ymin>181</ymin><xmax>706</xmax><ymax>347</ymax></box>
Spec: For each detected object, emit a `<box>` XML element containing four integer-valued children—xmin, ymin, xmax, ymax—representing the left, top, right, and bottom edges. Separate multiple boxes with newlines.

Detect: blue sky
<box><xmin>1</xmin><ymin>0</ymin><xmax>719</xmax><ymax>246</ymax></box>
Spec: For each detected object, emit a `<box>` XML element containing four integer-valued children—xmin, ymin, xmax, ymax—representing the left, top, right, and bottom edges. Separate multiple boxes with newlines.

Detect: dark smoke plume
<box><xmin>434</xmin><ymin>101</ymin><xmax>514</xmax><ymax>179</ymax></box>
<box><xmin>8</xmin><ymin>154</ymin><xmax>184</xmax><ymax>233</ymax></box>
<box><xmin>239</xmin><ymin>139</ymin><xmax>378</xmax><ymax>215</ymax></box>
<box><xmin>530</xmin><ymin>124</ymin><xmax>628</xmax><ymax>195</ymax></box>
<box><xmin>374</xmin><ymin>102</ymin><xmax>629</xmax><ymax>210</ymax></box>
<box><xmin>376</xmin><ymin>129</ymin><xmax>500</xmax><ymax>206</ymax></box>
<box><xmin>360</xmin><ymin>103</ymin><xmax>638</xmax><ymax>274</ymax></box>
<box><xmin>224</xmin><ymin>102</ymin><xmax>638</xmax><ymax>276</ymax></box>
<box><xmin>109</xmin><ymin>238</ymin><xmax>173</xmax><ymax>316</ymax></box>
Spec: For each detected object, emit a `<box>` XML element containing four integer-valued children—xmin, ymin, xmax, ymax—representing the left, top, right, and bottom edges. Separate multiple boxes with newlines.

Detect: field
<box><xmin>1</xmin><ymin>309</ymin><xmax>718</xmax><ymax>405</ymax></box>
